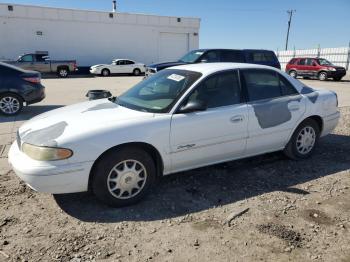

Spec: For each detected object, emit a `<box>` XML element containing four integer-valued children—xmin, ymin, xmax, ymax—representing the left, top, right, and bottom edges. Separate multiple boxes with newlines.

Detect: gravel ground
<box><xmin>0</xmin><ymin>108</ymin><xmax>350</xmax><ymax>262</ymax></box>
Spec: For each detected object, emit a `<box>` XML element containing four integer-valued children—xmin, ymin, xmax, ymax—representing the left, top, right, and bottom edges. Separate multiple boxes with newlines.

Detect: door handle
<box><xmin>288</xmin><ymin>104</ymin><xmax>300</xmax><ymax>111</ymax></box>
<box><xmin>230</xmin><ymin>115</ymin><xmax>244</xmax><ymax>123</ymax></box>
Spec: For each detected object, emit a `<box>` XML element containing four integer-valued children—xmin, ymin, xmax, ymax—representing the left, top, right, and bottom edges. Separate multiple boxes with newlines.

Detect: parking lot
<box><xmin>1</xmin><ymin>75</ymin><xmax>350</xmax><ymax>262</ymax></box>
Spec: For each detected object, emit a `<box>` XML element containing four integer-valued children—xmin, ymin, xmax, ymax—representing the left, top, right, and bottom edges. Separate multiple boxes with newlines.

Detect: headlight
<box><xmin>328</xmin><ymin>67</ymin><xmax>336</xmax><ymax>71</ymax></box>
<box><xmin>22</xmin><ymin>143</ymin><xmax>73</xmax><ymax>161</ymax></box>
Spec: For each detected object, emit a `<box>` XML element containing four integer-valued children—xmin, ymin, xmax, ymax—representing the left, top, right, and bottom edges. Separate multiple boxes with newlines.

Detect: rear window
<box><xmin>246</xmin><ymin>51</ymin><xmax>277</xmax><ymax>63</ymax></box>
<box><xmin>288</xmin><ymin>58</ymin><xmax>297</xmax><ymax>65</ymax></box>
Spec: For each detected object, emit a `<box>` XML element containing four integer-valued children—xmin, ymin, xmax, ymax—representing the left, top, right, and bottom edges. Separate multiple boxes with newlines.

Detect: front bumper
<box><xmin>327</xmin><ymin>70</ymin><xmax>346</xmax><ymax>78</ymax></box>
<box><xmin>89</xmin><ymin>68</ymin><xmax>100</xmax><ymax>75</ymax></box>
<box><xmin>8</xmin><ymin>142</ymin><xmax>93</xmax><ymax>194</ymax></box>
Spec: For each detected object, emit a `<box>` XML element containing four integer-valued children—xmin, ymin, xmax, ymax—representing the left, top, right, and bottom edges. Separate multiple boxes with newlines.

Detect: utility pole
<box><xmin>285</xmin><ymin>10</ymin><xmax>296</xmax><ymax>51</ymax></box>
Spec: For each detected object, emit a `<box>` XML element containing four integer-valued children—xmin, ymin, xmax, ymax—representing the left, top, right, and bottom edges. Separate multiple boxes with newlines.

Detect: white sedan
<box><xmin>9</xmin><ymin>63</ymin><xmax>340</xmax><ymax>207</ymax></box>
<box><xmin>89</xmin><ymin>59</ymin><xmax>145</xmax><ymax>76</ymax></box>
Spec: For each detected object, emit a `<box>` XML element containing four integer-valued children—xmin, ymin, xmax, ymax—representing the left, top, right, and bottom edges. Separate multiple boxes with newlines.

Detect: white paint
<box><xmin>0</xmin><ymin>3</ymin><xmax>200</xmax><ymax>66</ymax></box>
<box><xmin>8</xmin><ymin>63</ymin><xmax>340</xmax><ymax>195</ymax></box>
<box><xmin>90</xmin><ymin>59</ymin><xmax>145</xmax><ymax>75</ymax></box>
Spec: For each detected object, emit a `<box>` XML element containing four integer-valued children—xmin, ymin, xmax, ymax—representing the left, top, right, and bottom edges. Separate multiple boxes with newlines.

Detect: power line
<box><xmin>285</xmin><ymin>10</ymin><xmax>296</xmax><ymax>51</ymax></box>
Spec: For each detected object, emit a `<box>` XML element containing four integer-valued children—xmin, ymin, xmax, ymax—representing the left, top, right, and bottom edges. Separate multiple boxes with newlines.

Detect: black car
<box><xmin>146</xmin><ymin>49</ymin><xmax>281</xmax><ymax>77</ymax></box>
<box><xmin>0</xmin><ymin>62</ymin><xmax>45</xmax><ymax>115</ymax></box>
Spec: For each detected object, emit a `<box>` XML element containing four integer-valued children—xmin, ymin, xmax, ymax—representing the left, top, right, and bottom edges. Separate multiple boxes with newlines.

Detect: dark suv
<box><xmin>146</xmin><ymin>49</ymin><xmax>281</xmax><ymax>77</ymax></box>
<box><xmin>286</xmin><ymin>57</ymin><xmax>347</xmax><ymax>81</ymax></box>
<box><xmin>0</xmin><ymin>62</ymin><xmax>45</xmax><ymax>115</ymax></box>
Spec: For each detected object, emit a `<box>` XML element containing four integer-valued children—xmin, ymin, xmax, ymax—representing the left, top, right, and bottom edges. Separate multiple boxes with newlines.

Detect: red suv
<box><xmin>286</xmin><ymin>57</ymin><xmax>346</xmax><ymax>81</ymax></box>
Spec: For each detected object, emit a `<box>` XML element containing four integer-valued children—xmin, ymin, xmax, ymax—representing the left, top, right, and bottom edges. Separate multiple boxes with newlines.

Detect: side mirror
<box><xmin>178</xmin><ymin>100</ymin><xmax>207</xmax><ymax>114</ymax></box>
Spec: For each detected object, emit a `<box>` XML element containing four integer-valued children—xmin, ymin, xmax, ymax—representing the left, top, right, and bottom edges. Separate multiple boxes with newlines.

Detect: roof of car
<box><xmin>170</xmin><ymin>62</ymin><xmax>279</xmax><ymax>75</ymax></box>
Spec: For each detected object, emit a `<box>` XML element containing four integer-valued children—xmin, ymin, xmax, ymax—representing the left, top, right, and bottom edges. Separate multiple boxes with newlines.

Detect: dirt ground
<box><xmin>1</xmin><ymin>85</ymin><xmax>350</xmax><ymax>262</ymax></box>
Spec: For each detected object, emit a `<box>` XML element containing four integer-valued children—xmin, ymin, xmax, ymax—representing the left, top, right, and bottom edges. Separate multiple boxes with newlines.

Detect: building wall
<box><xmin>0</xmin><ymin>3</ymin><xmax>200</xmax><ymax>66</ymax></box>
<box><xmin>276</xmin><ymin>46</ymin><xmax>350</xmax><ymax>70</ymax></box>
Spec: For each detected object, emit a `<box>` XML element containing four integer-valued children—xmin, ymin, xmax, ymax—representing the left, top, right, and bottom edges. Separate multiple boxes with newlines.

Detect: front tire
<box><xmin>284</xmin><ymin>119</ymin><xmax>320</xmax><ymax>160</ymax></box>
<box><xmin>101</xmin><ymin>69</ymin><xmax>110</xmax><ymax>77</ymax></box>
<box><xmin>318</xmin><ymin>71</ymin><xmax>328</xmax><ymax>81</ymax></box>
<box><xmin>0</xmin><ymin>93</ymin><xmax>23</xmax><ymax>116</ymax></box>
<box><xmin>289</xmin><ymin>70</ymin><xmax>297</xmax><ymax>78</ymax></box>
<box><xmin>91</xmin><ymin>147</ymin><xmax>156</xmax><ymax>207</ymax></box>
<box><xmin>133</xmin><ymin>68</ymin><xmax>141</xmax><ymax>76</ymax></box>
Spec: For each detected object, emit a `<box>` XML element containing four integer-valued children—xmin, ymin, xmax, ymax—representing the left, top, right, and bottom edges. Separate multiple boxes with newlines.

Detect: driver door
<box><xmin>170</xmin><ymin>70</ymin><xmax>248</xmax><ymax>173</ymax></box>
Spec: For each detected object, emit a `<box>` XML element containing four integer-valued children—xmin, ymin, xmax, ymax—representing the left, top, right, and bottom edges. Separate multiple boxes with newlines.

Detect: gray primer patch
<box><xmin>301</xmin><ymin>86</ymin><xmax>319</xmax><ymax>104</ymax></box>
<box><xmin>20</xmin><ymin>121</ymin><xmax>68</xmax><ymax>147</ymax></box>
<box><xmin>82</xmin><ymin>102</ymin><xmax>118</xmax><ymax>113</ymax></box>
<box><xmin>252</xmin><ymin>96</ymin><xmax>301</xmax><ymax>129</ymax></box>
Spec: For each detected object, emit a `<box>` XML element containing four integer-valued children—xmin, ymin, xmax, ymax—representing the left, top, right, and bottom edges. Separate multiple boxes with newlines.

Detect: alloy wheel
<box><xmin>0</xmin><ymin>96</ymin><xmax>20</xmax><ymax>115</ymax></box>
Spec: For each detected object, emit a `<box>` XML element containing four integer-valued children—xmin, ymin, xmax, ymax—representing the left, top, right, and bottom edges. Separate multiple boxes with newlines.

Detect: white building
<box><xmin>0</xmin><ymin>3</ymin><xmax>200</xmax><ymax>66</ymax></box>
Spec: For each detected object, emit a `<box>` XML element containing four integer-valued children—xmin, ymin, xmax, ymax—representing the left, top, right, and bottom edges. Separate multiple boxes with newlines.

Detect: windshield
<box><xmin>317</xmin><ymin>58</ymin><xmax>334</xmax><ymax>66</ymax></box>
<box><xmin>118</xmin><ymin>69</ymin><xmax>202</xmax><ymax>113</ymax></box>
<box><xmin>178</xmin><ymin>50</ymin><xmax>205</xmax><ymax>63</ymax></box>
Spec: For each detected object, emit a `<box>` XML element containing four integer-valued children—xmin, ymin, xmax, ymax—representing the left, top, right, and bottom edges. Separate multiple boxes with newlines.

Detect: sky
<box><xmin>1</xmin><ymin>0</ymin><xmax>350</xmax><ymax>51</ymax></box>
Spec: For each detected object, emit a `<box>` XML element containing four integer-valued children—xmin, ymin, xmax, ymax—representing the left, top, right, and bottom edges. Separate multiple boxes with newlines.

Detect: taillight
<box><xmin>23</xmin><ymin>77</ymin><xmax>41</xmax><ymax>84</ymax></box>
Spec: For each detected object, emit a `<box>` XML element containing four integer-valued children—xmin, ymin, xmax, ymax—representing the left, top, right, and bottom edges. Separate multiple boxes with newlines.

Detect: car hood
<box><xmin>18</xmin><ymin>99</ymin><xmax>154</xmax><ymax>147</ymax></box>
<box><xmin>147</xmin><ymin>61</ymin><xmax>187</xmax><ymax>70</ymax></box>
<box><xmin>90</xmin><ymin>64</ymin><xmax>108</xmax><ymax>69</ymax></box>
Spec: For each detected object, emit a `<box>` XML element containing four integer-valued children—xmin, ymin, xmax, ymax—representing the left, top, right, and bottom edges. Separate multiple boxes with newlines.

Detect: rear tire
<box><xmin>284</xmin><ymin>119</ymin><xmax>320</xmax><ymax>160</ymax></box>
<box><xmin>289</xmin><ymin>70</ymin><xmax>297</xmax><ymax>78</ymax></box>
<box><xmin>91</xmin><ymin>147</ymin><xmax>156</xmax><ymax>207</ymax></box>
<box><xmin>318</xmin><ymin>71</ymin><xmax>328</xmax><ymax>81</ymax></box>
<box><xmin>101</xmin><ymin>69</ymin><xmax>110</xmax><ymax>77</ymax></box>
<box><xmin>0</xmin><ymin>93</ymin><xmax>23</xmax><ymax>116</ymax></box>
<box><xmin>58</xmin><ymin>68</ymin><xmax>69</xmax><ymax>78</ymax></box>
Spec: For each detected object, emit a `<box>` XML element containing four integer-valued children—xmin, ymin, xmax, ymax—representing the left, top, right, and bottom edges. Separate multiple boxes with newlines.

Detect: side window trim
<box><xmin>174</xmin><ymin>69</ymin><xmax>244</xmax><ymax>113</ymax></box>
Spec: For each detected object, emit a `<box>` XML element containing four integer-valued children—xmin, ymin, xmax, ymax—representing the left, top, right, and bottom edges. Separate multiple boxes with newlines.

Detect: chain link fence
<box><xmin>276</xmin><ymin>46</ymin><xmax>350</xmax><ymax>71</ymax></box>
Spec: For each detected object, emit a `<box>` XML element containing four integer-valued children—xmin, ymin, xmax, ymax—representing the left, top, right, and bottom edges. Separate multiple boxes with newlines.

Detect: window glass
<box><xmin>178</xmin><ymin>50</ymin><xmax>205</xmax><ymax>63</ymax></box>
<box><xmin>117</xmin><ymin>60</ymin><xmax>125</xmax><ymax>65</ymax></box>
<box><xmin>243</xmin><ymin>70</ymin><xmax>282</xmax><ymax>101</ymax></box>
<box><xmin>125</xmin><ymin>60</ymin><xmax>134</xmax><ymax>65</ymax></box>
<box><xmin>187</xmin><ymin>71</ymin><xmax>241</xmax><ymax>108</ymax></box>
<box><xmin>118</xmin><ymin>69</ymin><xmax>202</xmax><ymax>113</ymax></box>
<box><xmin>35</xmin><ymin>55</ymin><xmax>47</xmax><ymax>62</ymax></box>
<box><xmin>305</xmin><ymin>58</ymin><xmax>314</xmax><ymax>66</ymax></box>
<box><xmin>19</xmin><ymin>55</ymin><xmax>33</xmax><ymax>62</ymax></box>
<box><xmin>221</xmin><ymin>50</ymin><xmax>245</xmax><ymax>63</ymax></box>
<box><xmin>247</xmin><ymin>51</ymin><xmax>276</xmax><ymax>62</ymax></box>
<box><xmin>297</xmin><ymin>59</ymin><xmax>306</xmax><ymax>65</ymax></box>
<box><xmin>279</xmin><ymin>76</ymin><xmax>298</xmax><ymax>96</ymax></box>
<box><xmin>201</xmin><ymin>51</ymin><xmax>220</xmax><ymax>62</ymax></box>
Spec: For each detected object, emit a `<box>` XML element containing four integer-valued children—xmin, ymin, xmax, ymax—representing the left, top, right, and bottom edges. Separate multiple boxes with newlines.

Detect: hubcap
<box><xmin>103</xmin><ymin>70</ymin><xmax>109</xmax><ymax>76</ymax></box>
<box><xmin>107</xmin><ymin>160</ymin><xmax>147</xmax><ymax>200</ymax></box>
<box><xmin>0</xmin><ymin>96</ymin><xmax>20</xmax><ymax>114</ymax></box>
<box><xmin>296</xmin><ymin>126</ymin><xmax>316</xmax><ymax>155</ymax></box>
<box><xmin>319</xmin><ymin>73</ymin><xmax>327</xmax><ymax>81</ymax></box>
<box><xmin>290</xmin><ymin>71</ymin><xmax>297</xmax><ymax>78</ymax></box>
<box><xmin>60</xmin><ymin>70</ymin><xmax>68</xmax><ymax>77</ymax></box>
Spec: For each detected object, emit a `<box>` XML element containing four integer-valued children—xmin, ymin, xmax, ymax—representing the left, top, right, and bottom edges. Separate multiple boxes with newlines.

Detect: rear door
<box><xmin>296</xmin><ymin>58</ymin><xmax>307</xmax><ymax>76</ymax></box>
<box><xmin>241</xmin><ymin>69</ymin><xmax>306</xmax><ymax>155</ymax></box>
<box><xmin>32</xmin><ymin>54</ymin><xmax>50</xmax><ymax>72</ymax></box>
<box><xmin>220</xmin><ymin>50</ymin><xmax>245</xmax><ymax>63</ymax></box>
<box><xmin>170</xmin><ymin>70</ymin><xmax>248</xmax><ymax>172</ymax></box>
